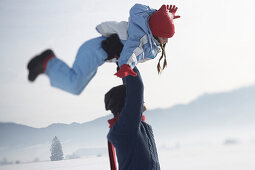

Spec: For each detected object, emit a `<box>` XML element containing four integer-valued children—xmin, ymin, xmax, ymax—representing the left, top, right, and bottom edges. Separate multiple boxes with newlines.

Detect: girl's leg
<box><xmin>45</xmin><ymin>36</ymin><xmax>107</xmax><ymax>95</ymax></box>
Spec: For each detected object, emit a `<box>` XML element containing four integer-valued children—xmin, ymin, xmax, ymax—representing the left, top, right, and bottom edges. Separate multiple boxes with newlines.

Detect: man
<box><xmin>105</xmin><ymin>67</ymin><xmax>160</xmax><ymax>170</ymax></box>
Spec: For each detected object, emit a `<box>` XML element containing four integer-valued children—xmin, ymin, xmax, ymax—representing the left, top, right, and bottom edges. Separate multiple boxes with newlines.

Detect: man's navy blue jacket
<box><xmin>107</xmin><ymin>67</ymin><xmax>160</xmax><ymax>170</ymax></box>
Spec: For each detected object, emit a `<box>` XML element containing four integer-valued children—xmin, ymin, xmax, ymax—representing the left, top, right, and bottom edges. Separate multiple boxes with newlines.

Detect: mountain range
<box><xmin>0</xmin><ymin>84</ymin><xmax>255</xmax><ymax>162</ymax></box>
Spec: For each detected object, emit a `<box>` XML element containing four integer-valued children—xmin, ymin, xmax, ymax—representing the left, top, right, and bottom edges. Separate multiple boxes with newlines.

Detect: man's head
<box><xmin>104</xmin><ymin>85</ymin><xmax>126</xmax><ymax>116</ymax></box>
<box><xmin>105</xmin><ymin>85</ymin><xmax>147</xmax><ymax>116</ymax></box>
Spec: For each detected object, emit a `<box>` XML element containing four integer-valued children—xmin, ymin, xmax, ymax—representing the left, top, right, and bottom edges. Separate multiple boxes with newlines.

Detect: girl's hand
<box><xmin>167</xmin><ymin>5</ymin><xmax>180</xmax><ymax>19</ymax></box>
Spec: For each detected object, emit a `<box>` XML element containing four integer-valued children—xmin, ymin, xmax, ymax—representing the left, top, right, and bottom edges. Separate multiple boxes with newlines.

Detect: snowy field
<box><xmin>1</xmin><ymin>143</ymin><xmax>254</xmax><ymax>170</ymax></box>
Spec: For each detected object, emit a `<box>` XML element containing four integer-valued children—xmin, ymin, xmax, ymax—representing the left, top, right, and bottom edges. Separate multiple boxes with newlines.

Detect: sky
<box><xmin>0</xmin><ymin>0</ymin><xmax>255</xmax><ymax>128</ymax></box>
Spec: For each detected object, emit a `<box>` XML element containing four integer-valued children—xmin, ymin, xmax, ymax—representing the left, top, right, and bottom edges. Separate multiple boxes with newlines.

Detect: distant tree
<box><xmin>223</xmin><ymin>138</ymin><xmax>239</xmax><ymax>145</ymax></box>
<box><xmin>65</xmin><ymin>153</ymin><xmax>80</xmax><ymax>160</ymax></box>
<box><xmin>33</xmin><ymin>157</ymin><xmax>40</xmax><ymax>162</ymax></box>
<box><xmin>1</xmin><ymin>157</ymin><xmax>11</xmax><ymax>165</ymax></box>
<box><xmin>1</xmin><ymin>157</ymin><xmax>8</xmax><ymax>165</ymax></box>
<box><xmin>96</xmin><ymin>154</ymin><xmax>102</xmax><ymax>157</ymax></box>
<box><xmin>50</xmin><ymin>136</ymin><xmax>64</xmax><ymax>161</ymax></box>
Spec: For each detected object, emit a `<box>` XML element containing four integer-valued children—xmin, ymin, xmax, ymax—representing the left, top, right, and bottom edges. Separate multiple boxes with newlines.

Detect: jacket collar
<box><xmin>108</xmin><ymin>114</ymin><xmax>146</xmax><ymax>128</ymax></box>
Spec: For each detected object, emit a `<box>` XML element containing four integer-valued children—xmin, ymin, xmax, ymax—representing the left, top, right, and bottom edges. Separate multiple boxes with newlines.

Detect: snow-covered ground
<box><xmin>1</xmin><ymin>143</ymin><xmax>254</xmax><ymax>170</ymax></box>
<box><xmin>159</xmin><ymin>143</ymin><xmax>255</xmax><ymax>170</ymax></box>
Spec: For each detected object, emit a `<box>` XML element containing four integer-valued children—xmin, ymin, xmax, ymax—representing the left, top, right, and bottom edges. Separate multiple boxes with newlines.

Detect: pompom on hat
<box><xmin>149</xmin><ymin>5</ymin><xmax>180</xmax><ymax>38</ymax></box>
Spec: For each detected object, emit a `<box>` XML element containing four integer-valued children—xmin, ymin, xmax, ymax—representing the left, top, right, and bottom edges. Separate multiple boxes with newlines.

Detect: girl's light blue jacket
<box><xmin>46</xmin><ymin>4</ymin><xmax>159</xmax><ymax>95</ymax></box>
<box><xmin>117</xmin><ymin>4</ymin><xmax>159</xmax><ymax>68</ymax></box>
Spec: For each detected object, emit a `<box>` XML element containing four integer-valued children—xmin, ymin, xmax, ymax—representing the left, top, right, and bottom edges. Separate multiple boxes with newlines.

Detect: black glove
<box><xmin>101</xmin><ymin>34</ymin><xmax>123</xmax><ymax>61</ymax></box>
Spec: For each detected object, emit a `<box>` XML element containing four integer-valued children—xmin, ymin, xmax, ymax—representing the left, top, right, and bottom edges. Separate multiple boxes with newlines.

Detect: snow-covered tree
<box><xmin>50</xmin><ymin>136</ymin><xmax>64</xmax><ymax>161</ymax></box>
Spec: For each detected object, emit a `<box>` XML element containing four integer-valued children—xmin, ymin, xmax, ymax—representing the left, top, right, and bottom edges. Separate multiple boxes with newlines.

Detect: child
<box><xmin>114</xmin><ymin>4</ymin><xmax>180</xmax><ymax>77</ymax></box>
<box><xmin>27</xmin><ymin>4</ymin><xmax>180</xmax><ymax>95</ymax></box>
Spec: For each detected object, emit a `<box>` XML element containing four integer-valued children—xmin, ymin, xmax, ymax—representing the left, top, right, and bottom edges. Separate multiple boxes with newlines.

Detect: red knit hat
<box><xmin>149</xmin><ymin>5</ymin><xmax>175</xmax><ymax>38</ymax></box>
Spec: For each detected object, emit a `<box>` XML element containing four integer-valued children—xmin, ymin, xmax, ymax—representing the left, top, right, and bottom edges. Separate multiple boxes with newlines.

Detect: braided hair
<box><xmin>154</xmin><ymin>36</ymin><xmax>167</xmax><ymax>74</ymax></box>
<box><xmin>157</xmin><ymin>43</ymin><xmax>167</xmax><ymax>74</ymax></box>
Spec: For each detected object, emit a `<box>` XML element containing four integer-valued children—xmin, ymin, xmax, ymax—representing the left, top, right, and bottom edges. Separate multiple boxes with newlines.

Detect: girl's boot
<box><xmin>27</xmin><ymin>49</ymin><xmax>55</xmax><ymax>81</ymax></box>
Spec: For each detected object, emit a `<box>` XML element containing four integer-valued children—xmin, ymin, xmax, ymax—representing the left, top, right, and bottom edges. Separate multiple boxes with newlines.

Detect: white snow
<box><xmin>0</xmin><ymin>157</ymin><xmax>109</xmax><ymax>170</ymax></box>
<box><xmin>1</xmin><ymin>143</ymin><xmax>254</xmax><ymax>170</ymax></box>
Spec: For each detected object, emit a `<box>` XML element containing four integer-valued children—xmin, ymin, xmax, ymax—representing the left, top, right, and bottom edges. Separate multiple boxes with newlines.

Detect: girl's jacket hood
<box><xmin>96</xmin><ymin>4</ymin><xmax>160</xmax><ymax>68</ymax></box>
<box><xmin>96</xmin><ymin>21</ymin><xmax>129</xmax><ymax>40</ymax></box>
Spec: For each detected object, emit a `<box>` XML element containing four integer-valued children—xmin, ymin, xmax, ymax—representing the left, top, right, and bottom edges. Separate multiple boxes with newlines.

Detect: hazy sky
<box><xmin>0</xmin><ymin>0</ymin><xmax>255</xmax><ymax>128</ymax></box>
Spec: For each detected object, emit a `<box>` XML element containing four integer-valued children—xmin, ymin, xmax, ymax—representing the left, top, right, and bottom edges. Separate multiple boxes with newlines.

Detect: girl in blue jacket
<box><xmin>27</xmin><ymin>4</ymin><xmax>180</xmax><ymax>95</ymax></box>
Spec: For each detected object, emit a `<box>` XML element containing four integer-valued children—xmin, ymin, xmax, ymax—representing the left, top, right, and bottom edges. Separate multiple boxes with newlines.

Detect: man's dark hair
<box><xmin>105</xmin><ymin>85</ymin><xmax>126</xmax><ymax>116</ymax></box>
